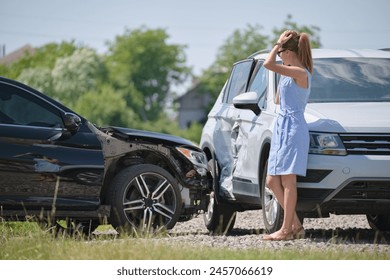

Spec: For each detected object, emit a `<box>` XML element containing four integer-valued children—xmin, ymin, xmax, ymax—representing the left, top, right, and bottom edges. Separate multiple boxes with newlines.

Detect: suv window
<box><xmin>247</xmin><ymin>62</ymin><xmax>268</xmax><ymax>109</ymax></box>
<box><xmin>310</xmin><ymin>58</ymin><xmax>390</xmax><ymax>103</ymax></box>
<box><xmin>0</xmin><ymin>83</ymin><xmax>63</xmax><ymax>127</ymax></box>
<box><xmin>224</xmin><ymin>59</ymin><xmax>254</xmax><ymax>104</ymax></box>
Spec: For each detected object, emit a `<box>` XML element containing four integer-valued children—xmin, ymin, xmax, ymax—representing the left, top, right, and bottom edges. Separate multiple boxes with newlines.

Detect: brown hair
<box><xmin>282</xmin><ymin>31</ymin><xmax>313</xmax><ymax>74</ymax></box>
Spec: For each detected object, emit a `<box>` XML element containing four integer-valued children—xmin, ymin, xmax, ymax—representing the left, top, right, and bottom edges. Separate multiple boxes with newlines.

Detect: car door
<box><xmin>230</xmin><ymin>61</ymin><xmax>279</xmax><ymax>202</ymax></box>
<box><xmin>0</xmin><ymin>80</ymin><xmax>104</xmax><ymax>212</ymax></box>
<box><xmin>213</xmin><ymin>59</ymin><xmax>256</xmax><ymax>196</ymax></box>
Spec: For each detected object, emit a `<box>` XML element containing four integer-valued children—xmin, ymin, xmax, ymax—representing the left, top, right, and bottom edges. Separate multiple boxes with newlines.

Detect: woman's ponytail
<box><xmin>298</xmin><ymin>33</ymin><xmax>313</xmax><ymax>74</ymax></box>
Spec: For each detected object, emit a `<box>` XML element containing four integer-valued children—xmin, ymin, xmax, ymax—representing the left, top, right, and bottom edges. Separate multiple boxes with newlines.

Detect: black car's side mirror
<box><xmin>233</xmin><ymin>91</ymin><xmax>262</xmax><ymax>115</ymax></box>
<box><xmin>63</xmin><ymin>113</ymin><xmax>82</xmax><ymax>134</ymax></box>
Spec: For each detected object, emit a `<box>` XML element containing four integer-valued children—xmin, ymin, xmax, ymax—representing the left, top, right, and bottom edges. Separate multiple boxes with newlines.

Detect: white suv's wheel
<box><xmin>203</xmin><ymin>158</ymin><xmax>236</xmax><ymax>235</ymax></box>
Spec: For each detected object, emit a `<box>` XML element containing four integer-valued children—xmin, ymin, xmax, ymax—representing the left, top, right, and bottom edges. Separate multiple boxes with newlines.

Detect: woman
<box><xmin>263</xmin><ymin>30</ymin><xmax>313</xmax><ymax>241</ymax></box>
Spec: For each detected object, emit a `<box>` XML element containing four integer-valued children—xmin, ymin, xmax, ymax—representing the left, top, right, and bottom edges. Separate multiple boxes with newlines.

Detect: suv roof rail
<box><xmin>247</xmin><ymin>49</ymin><xmax>270</xmax><ymax>58</ymax></box>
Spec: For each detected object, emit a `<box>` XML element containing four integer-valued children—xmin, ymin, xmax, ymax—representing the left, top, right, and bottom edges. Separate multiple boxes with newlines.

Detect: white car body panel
<box><xmin>306</xmin><ymin>103</ymin><xmax>390</xmax><ymax>133</ymax></box>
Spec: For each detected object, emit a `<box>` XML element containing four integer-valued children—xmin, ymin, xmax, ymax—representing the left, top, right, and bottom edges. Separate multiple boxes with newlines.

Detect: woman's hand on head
<box><xmin>277</xmin><ymin>30</ymin><xmax>293</xmax><ymax>45</ymax></box>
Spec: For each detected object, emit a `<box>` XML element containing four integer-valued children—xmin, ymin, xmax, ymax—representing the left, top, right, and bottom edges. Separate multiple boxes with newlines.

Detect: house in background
<box><xmin>0</xmin><ymin>44</ymin><xmax>35</xmax><ymax>65</ymax></box>
<box><xmin>176</xmin><ymin>82</ymin><xmax>213</xmax><ymax>129</ymax></box>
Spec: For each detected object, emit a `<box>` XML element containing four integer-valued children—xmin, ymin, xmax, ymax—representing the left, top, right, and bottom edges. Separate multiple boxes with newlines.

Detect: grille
<box><xmin>340</xmin><ymin>133</ymin><xmax>390</xmax><ymax>155</ymax></box>
<box><xmin>333</xmin><ymin>180</ymin><xmax>390</xmax><ymax>200</ymax></box>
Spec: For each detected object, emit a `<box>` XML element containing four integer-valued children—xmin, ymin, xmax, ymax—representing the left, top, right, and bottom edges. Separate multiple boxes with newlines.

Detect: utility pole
<box><xmin>0</xmin><ymin>44</ymin><xmax>5</xmax><ymax>57</ymax></box>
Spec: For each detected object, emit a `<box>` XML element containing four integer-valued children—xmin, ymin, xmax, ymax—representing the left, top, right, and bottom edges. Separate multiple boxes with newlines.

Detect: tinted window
<box><xmin>248</xmin><ymin>62</ymin><xmax>268</xmax><ymax>108</ymax></box>
<box><xmin>224</xmin><ymin>59</ymin><xmax>254</xmax><ymax>104</ymax></box>
<box><xmin>310</xmin><ymin>58</ymin><xmax>390</xmax><ymax>103</ymax></box>
<box><xmin>0</xmin><ymin>83</ymin><xmax>63</xmax><ymax>127</ymax></box>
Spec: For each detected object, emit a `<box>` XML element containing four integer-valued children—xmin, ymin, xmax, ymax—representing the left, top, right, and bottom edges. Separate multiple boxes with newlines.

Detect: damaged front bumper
<box><xmin>90</xmin><ymin>123</ymin><xmax>212</xmax><ymax>220</ymax></box>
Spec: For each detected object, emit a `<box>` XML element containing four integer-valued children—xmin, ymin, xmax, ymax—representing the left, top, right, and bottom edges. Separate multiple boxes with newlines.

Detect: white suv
<box><xmin>200</xmin><ymin>49</ymin><xmax>390</xmax><ymax>234</ymax></box>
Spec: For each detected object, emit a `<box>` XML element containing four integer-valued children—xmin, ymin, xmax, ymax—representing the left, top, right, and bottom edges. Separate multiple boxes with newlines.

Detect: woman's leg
<box><xmin>266</xmin><ymin>175</ymin><xmax>283</xmax><ymax>203</ymax></box>
<box><xmin>266</xmin><ymin>175</ymin><xmax>303</xmax><ymax>233</ymax></box>
<box><xmin>280</xmin><ymin>174</ymin><xmax>297</xmax><ymax>232</ymax></box>
<box><xmin>264</xmin><ymin>174</ymin><xmax>299</xmax><ymax>240</ymax></box>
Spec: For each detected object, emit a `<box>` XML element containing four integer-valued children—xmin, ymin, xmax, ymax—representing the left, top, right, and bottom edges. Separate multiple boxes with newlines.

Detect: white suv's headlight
<box><xmin>309</xmin><ymin>133</ymin><xmax>347</xmax><ymax>155</ymax></box>
<box><xmin>176</xmin><ymin>147</ymin><xmax>208</xmax><ymax>168</ymax></box>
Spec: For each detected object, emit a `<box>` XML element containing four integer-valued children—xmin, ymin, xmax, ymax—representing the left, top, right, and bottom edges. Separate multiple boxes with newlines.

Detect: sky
<box><xmin>1</xmin><ymin>0</ymin><xmax>390</xmax><ymax>76</ymax></box>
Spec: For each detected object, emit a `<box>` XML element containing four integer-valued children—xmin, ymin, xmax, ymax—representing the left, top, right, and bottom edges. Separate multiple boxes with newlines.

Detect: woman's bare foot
<box><xmin>292</xmin><ymin>226</ymin><xmax>305</xmax><ymax>239</ymax></box>
<box><xmin>263</xmin><ymin>229</ymin><xmax>294</xmax><ymax>241</ymax></box>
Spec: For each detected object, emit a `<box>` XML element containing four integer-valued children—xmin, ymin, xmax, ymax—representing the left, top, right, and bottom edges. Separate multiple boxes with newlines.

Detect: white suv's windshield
<box><xmin>309</xmin><ymin>58</ymin><xmax>390</xmax><ymax>103</ymax></box>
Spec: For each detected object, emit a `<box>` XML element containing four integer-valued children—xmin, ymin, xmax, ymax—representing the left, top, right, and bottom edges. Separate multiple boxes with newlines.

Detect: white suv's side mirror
<box><xmin>233</xmin><ymin>91</ymin><xmax>261</xmax><ymax>115</ymax></box>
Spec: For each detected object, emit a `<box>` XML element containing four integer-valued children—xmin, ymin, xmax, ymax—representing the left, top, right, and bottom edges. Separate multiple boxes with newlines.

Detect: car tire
<box><xmin>261</xmin><ymin>161</ymin><xmax>284</xmax><ymax>233</ymax></box>
<box><xmin>107</xmin><ymin>164</ymin><xmax>181</xmax><ymax>233</ymax></box>
<box><xmin>366</xmin><ymin>214</ymin><xmax>390</xmax><ymax>231</ymax></box>
<box><xmin>203</xmin><ymin>157</ymin><xmax>236</xmax><ymax>235</ymax></box>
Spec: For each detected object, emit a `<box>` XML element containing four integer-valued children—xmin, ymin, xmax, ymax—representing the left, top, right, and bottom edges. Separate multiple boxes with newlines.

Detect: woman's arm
<box><xmin>265</xmin><ymin>55</ymin><xmax>307</xmax><ymax>82</ymax></box>
<box><xmin>263</xmin><ymin>43</ymin><xmax>280</xmax><ymax>72</ymax></box>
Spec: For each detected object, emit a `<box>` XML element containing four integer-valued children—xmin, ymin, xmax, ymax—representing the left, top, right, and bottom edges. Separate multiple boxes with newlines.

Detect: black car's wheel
<box><xmin>261</xmin><ymin>161</ymin><xmax>284</xmax><ymax>233</ymax></box>
<box><xmin>367</xmin><ymin>214</ymin><xmax>390</xmax><ymax>231</ymax></box>
<box><xmin>108</xmin><ymin>164</ymin><xmax>181</xmax><ymax>233</ymax></box>
<box><xmin>203</xmin><ymin>158</ymin><xmax>236</xmax><ymax>235</ymax></box>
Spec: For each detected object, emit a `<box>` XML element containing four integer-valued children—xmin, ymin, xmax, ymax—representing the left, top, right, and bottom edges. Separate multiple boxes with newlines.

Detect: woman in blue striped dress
<box><xmin>263</xmin><ymin>30</ymin><xmax>313</xmax><ymax>241</ymax></box>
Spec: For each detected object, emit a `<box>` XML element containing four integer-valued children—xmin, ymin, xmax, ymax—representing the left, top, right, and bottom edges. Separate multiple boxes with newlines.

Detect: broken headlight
<box><xmin>176</xmin><ymin>147</ymin><xmax>208</xmax><ymax>168</ymax></box>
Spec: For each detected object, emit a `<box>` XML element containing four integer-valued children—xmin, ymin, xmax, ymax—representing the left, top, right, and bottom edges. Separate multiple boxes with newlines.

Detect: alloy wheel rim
<box><xmin>122</xmin><ymin>172</ymin><xmax>177</xmax><ymax>231</ymax></box>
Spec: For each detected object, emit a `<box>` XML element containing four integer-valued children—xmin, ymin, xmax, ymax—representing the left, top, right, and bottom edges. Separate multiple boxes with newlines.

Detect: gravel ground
<box><xmin>161</xmin><ymin>210</ymin><xmax>390</xmax><ymax>253</ymax></box>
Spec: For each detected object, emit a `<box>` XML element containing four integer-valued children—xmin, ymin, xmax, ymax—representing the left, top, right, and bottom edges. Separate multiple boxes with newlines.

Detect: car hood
<box><xmin>305</xmin><ymin>102</ymin><xmax>390</xmax><ymax>133</ymax></box>
<box><xmin>106</xmin><ymin>126</ymin><xmax>198</xmax><ymax>148</ymax></box>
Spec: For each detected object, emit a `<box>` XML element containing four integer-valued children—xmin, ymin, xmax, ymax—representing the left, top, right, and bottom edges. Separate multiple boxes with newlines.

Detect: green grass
<box><xmin>1</xmin><ymin>221</ymin><xmax>389</xmax><ymax>260</ymax></box>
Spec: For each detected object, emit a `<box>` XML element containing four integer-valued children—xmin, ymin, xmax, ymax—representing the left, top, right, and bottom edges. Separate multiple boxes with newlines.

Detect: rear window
<box><xmin>310</xmin><ymin>58</ymin><xmax>390</xmax><ymax>103</ymax></box>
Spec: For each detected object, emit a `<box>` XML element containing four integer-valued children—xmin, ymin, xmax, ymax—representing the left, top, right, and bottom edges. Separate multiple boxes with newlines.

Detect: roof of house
<box><xmin>0</xmin><ymin>44</ymin><xmax>35</xmax><ymax>65</ymax></box>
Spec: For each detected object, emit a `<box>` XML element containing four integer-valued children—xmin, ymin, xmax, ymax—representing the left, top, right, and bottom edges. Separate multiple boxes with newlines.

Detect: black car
<box><xmin>0</xmin><ymin>76</ymin><xmax>210</xmax><ymax>234</ymax></box>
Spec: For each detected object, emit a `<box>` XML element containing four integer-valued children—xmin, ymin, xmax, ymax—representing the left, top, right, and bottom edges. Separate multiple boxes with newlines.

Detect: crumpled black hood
<box><xmin>106</xmin><ymin>126</ymin><xmax>198</xmax><ymax>148</ymax></box>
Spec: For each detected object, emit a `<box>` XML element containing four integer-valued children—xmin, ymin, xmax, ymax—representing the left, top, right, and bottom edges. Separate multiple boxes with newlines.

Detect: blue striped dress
<box><xmin>267</xmin><ymin>69</ymin><xmax>311</xmax><ymax>177</ymax></box>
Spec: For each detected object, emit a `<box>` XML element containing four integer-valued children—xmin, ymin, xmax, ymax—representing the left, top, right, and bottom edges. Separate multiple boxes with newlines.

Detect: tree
<box><xmin>15</xmin><ymin>47</ymin><xmax>106</xmax><ymax>110</ymax></box>
<box><xmin>105</xmin><ymin>27</ymin><xmax>190</xmax><ymax>122</ymax></box>
<box><xmin>17</xmin><ymin>67</ymin><xmax>53</xmax><ymax>95</ymax></box>
<box><xmin>51</xmin><ymin>48</ymin><xmax>106</xmax><ymax>107</ymax></box>
<box><xmin>1</xmin><ymin>42</ymin><xmax>102</xmax><ymax>107</ymax></box>
<box><xmin>271</xmin><ymin>14</ymin><xmax>322</xmax><ymax>48</ymax></box>
<box><xmin>198</xmin><ymin>24</ymin><xmax>269</xmax><ymax>106</ymax></box>
<box><xmin>214</xmin><ymin>23</ymin><xmax>269</xmax><ymax>69</ymax></box>
<box><xmin>74</xmin><ymin>84</ymin><xmax>137</xmax><ymax>127</ymax></box>
<box><xmin>0</xmin><ymin>42</ymin><xmax>78</xmax><ymax>79</ymax></box>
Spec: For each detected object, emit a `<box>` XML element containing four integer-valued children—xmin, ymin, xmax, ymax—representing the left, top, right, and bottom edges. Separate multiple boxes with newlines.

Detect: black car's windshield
<box><xmin>309</xmin><ymin>58</ymin><xmax>390</xmax><ymax>103</ymax></box>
